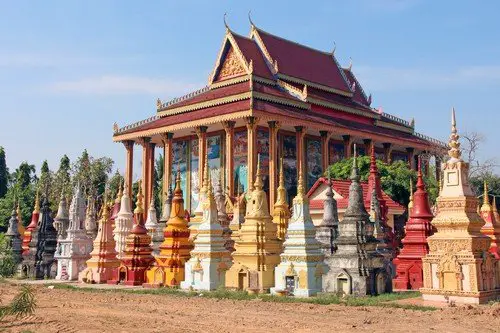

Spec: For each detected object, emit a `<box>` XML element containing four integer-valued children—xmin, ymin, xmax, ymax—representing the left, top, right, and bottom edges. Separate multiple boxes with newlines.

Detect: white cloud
<box><xmin>354</xmin><ymin>65</ymin><xmax>500</xmax><ymax>92</ymax></box>
<box><xmin>46</xmin><ymin>75</ymin><xmax>202</xmax><ymax>95</ymax></box>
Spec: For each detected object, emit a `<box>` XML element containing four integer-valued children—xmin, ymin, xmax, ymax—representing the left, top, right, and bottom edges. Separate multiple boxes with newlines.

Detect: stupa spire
<box><xmin>34</xmin><ymin>188</ymin><xmax>40</xmax><ymax>214</ymax></box>
<box><xmin>254</xmin><ymin>154</ymin><xmax>264</xmax><ymax>190</ymax></box>
<box><xmin>273</xmin><ymin>157</ymin><xmax>291</xmax><ymax>241</ymax></box>
<box><xmin>448</xmin><ymin>107</ymin><xmax>461</xmax><ymax>161</ymax></box>
<box><xmin>408</xmin><ymin>179</ymin><xmax>414</xmax><ymax>211</ymax></box>
<box><xmin>275</xmin><ymin>157</ymin><xmax>287</xmax><ymax>206</ymax></box>
<box><xmin>481</xmin><ymin>181</ymin><xmax>492</xmax><ymax>212</ymax></box>
<box><xmin>135</xmin><ymin>181</ymin><xmax>144</xmax><ymax>216</ymax></box>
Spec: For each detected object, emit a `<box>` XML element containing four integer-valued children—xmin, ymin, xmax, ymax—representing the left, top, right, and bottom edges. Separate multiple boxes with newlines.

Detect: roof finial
<box><xmin>348</xmin><ymin>57</ymin><xmax>353</xmax><ymax>71</ymax></box>
<box><xmin>224</xmin><ymin>13</ymin><xmax>230</xmax><ymax>31</ymax></box>
<box><xmin>248</xmin><ymin>10</ymin><xmax>255</xmax><ymax>27</ymax></box>
<box><xmin>331</xmin><ymin>42</ymin><xmax>336</xmax><ymax>56</ymax></box>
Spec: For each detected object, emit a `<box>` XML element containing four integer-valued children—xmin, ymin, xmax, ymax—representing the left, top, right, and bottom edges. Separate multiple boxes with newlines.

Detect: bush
<box><xmin>0</xmin><ymin>234</ymin><xmax>16</xmax><ymax>277</ymax></box>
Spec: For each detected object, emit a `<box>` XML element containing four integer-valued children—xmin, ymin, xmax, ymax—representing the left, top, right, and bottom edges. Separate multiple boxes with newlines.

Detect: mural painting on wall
<box><xmin>172</xmin><ymin>140</ymin><xmax>188</xmax><ymax>204</ymax></box>
<box><xmin>234</xmin><ymin>131</ymin><xmax>248</xmax><ymax>194</ymax></box>
<box><xmin>306</xmin><ymin>139</ymin><xmax>322</xmax><ymax>189</ymax></box>
<box><xmin>207</xmin><ymin>135</ymin><xmax>222</xmax><ymax>187</ymax></box>
<box><xmin>283</xmin><ymin>135</ymin><xmax>297</xmax><ymax>202</ymax></box>
<box><xmin>190</xmin><ymin>139</ymin><xmax>199</xmax><ymax>215</ymax></box>
<box><xmin>328</xmin><ymin>142</ymin><xmax>344</xmax><ymax>164</ymax></box>
<box><xmin>257</xmin><ymin>129</ymin><xmax>270</xmax><ymax>192</ymax></box>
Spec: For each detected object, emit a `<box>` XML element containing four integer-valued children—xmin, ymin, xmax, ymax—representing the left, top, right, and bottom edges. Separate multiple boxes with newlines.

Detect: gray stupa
<box><xmin>322</xmin><ymin>149</ymin><xmax>385</xmax><ymax>296</ymax></box>
<box><xmin>5</xmin><ymin>207</ymin><xmax>23</xmax><ymax>265</ymax></box>
<box><xmin>53</xmin><ymin>192</ymin><xmax>69</xmax><ymax>240</ymax></box>
<box><xmin>159</xmin><ymin>183</ymin><xmax>173</xmax><ymax>230</ymax></box>
<box><xmin>315</xmin><ymin>177</ymin><xmax>339</xmax><ymax>255</ymax></box>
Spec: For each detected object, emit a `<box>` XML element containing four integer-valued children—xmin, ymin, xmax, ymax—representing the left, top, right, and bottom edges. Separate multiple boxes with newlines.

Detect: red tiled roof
<box><xmin>119</xmin><ymin>100</ymin><xmax>250</xmax><ymax>135</ymax></box>
<box><xmin>342</xmin><ymin>68</ymin><xmax>370</xmax><ymax>106</ymax></box>
<box><xmin>231</xmin><ymin>33</ymin><xmax>273</xmax><ymax>79</ymax></box>
<box><xmin>307</xmin><ymin>177</ymin><xmax>404</xmax><ymax>211</ymax></box>
<box><xmin>254</xmin><ymin>28</ymin><xmax>351</xmax><ymax>93</ymax></box>
<box><xmin>307</xmin><ymin>86</ymin><xmax>375</xmax><ymax>115</ymax></box>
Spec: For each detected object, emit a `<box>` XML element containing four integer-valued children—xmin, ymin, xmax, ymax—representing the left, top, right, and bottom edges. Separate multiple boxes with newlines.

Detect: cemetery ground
<box><xmin>1</xmin><ymin>280</ymin><xmax>500</xmax><ymax>332</ymax></box>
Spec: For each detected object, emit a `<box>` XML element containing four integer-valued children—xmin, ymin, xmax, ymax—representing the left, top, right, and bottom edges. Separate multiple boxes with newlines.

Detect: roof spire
<box><xmin>223</xmin><ymin>13</ymin><xmax>230</xmax><ymax>31</ymax></box>
<box><xmin>331</xmin><ymin>42</ymin><xmax>336</xmax><ymax>56</ymax></box>
<box><xmin>448</xmin><ymin>107</ymin><xmax>461</xmax><ymax>161</ymax></box>
<box><xmin>248</xmin><ymin>10</ymin><xmax>255</xmax><ymax>27</ymax></box>
<box><xmin>348</xmin><ymin>57</ymin><xmax>353</xmax><ymax>71</ymax></box>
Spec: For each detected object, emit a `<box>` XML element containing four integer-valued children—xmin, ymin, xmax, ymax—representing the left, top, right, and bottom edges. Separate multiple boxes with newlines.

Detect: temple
<box><xmin>112</xmin><ymin>21</ymin><xmax>445</xmax><ymax>221</ymax></box>
<box><xmin>421</xmin><ymin>109</ymin><xmax>500</xmax><ymax>304</ymax></box>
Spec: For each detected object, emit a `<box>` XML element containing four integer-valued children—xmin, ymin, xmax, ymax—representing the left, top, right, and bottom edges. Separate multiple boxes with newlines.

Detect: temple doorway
<box><xmin>238</xmin><ymin>271</ymin><xmax>247</xmax><ymax>290</ymax></box>
<box><xmin>285</xmin><ymin>276</ymin><xmax>295</xmax><ymax>295</ymax></box>
<box><xmin>337</xmin><ymin>274</ymin><xmax>350</xmax><ymax>294</ymax></box>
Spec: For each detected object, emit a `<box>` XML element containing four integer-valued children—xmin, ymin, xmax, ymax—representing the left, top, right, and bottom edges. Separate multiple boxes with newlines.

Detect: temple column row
<box><xmin>195</xmin><ymin>126</ymin><xmax>208</xmax><ymax>189</ymax></box>
<box><xmin>123</xmin><ymin>140</ymin><xmax>134</xmax><ymax>199</ymax></box>
<box><xmin>223</xmin><ymin>121</ymin><xmax>236</xmax><ymax>196</ymax></box>
<box><xmin>162</xmin><ymin>132</ymin><xmax>174</xmax><ymax>201</ymax></box>
<box><xmin>246</xmin><ymin>117</ymin><xmax>258</xmax><ymax>191</ymax></box>
<box><xmin>268</xmin><ymin>121</ymin><xmax>280</xmax><ymax>211</ymax></box>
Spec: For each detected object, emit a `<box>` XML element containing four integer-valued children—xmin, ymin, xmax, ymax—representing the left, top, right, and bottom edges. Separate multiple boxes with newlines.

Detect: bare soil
<box><xmin>1</xmin><ymin>283</ymin><xmax>499</xmax><ymax>333</ymax></box>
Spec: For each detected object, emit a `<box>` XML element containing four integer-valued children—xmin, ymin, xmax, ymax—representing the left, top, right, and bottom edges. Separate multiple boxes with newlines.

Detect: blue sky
<box><xmin>0</xmin><ymin>0</ymin><xmax>498</xmax><ymax>178</ymax></box>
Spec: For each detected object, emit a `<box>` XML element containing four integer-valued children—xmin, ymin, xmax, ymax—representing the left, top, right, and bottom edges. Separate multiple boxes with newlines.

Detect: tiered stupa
<box><xmin>55</xmin><ymin>186</ymin><xmax>92</xmax><ymax>280</ymax></box>
<box><xmin>145</xmin><ymin>193</ymin><xmax>163</xmax><ymax>255</ymax></box>
<box><xmin>5</xmin><ymin>207</ymin><xmax>23</xmax><ymax>265</ymax></box>
<box><xmin>21</xmin><ymin>191</ymin><xmax>40</xmax><ymax>256</ymax></box>
<box><xmin>421</xmin><ymin>109</ymin><xmax>500</xmax><ymax>304</ymax></box>
<box><xmin>113</xmin><ymin>182</ymin><xmax>134</xmax><ymax>259</ymax></box>
<box><xmin>228</xmin><ymin>186</ymin><xmax>246</xmax><ymax>251</ymax></box>
<box><xmin>109</xmin><ymin>186</ymin><xmax>154</xmax><ymax>285</ymax></box>
<box><xmin>53</xmin><ymin>193</ymin><xmax>69</xmax><ymax>240</ymax></box>
<box><xmin>214</xmin><ymin>176</ymin><xmax>232</xmax><ymax>252</ymax></box>
<box><xmin>145</xmin><ymin>171</ymin><xmax>192</xmax><ymax>287</ymax></box>
<box><xmin>321</xmin><ymin>149</ymin><xmax>386</xmax><ymax>295</ymax></box>
<box><xmin>159</xmin><ymin>183</ymin><xmax>173</xmax><ymax>233</ymax></box>
<box><xmin>225</xmin><ymin>156</ymin><xmax>282</xmax><ymax>293</ymax></box>
<box><xmin>493</xmin><ymin>196</ymin><xmax>500</xmax><ymax>224</ymax></box>
<box><xmin>272</xmin><ymin>158</ymin><xmax>291</xmax><ymax>241</ymax></box>
<box><xmin>85</xmin><ymin>196</ymin><xmax>98</xmax><ymax>239</ymax></box>
<box><xmin>79</xmin><ymin>201</ymin><xmax>120</xmax><ymax>283</ymax></box>
<box><xmin>110</xmin><ymin>182</ymin><xmax>123</xmax><ymax>229</ymax></box>
<box><xmin>271</xmin><ymin>168</ymin><xmax>325</xmax><ymax>297</ymax></box>
<box><xmin>393</xmin><ymin>160</ymin><xmax>434</xmax><ymax>290</ymax></box>
<box><xmin>35</xmin><ymin>197</ymin><xmax>58</xmax><ymax>279</ymax></box>
<box><xmin>315</xmin><ymin>176</ymin><xmax>339</xmax><ymax>256</ymax></box>
<box><xmin>16</xmin><ymin>203</ymin><xmax>25</xmax><ymax>238</ymax></box>
<box><xmin>181</xmin><ymin>176</ymin><xmax>231</xmax><ymax>290</ymax></box>
<box><xmin>190</xmin><ymin>158</ymin><xmax>210</xmax><ymax>239</ymax></box>
<box><xmin>480</xmin><ymin>182</ymin><xmax>500</xmax><ymax>259</ymax></box>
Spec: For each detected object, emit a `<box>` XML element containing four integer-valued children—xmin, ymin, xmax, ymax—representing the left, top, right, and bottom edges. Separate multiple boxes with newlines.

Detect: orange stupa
<box><xmin>480</xmin><ymin>181</ymin><xmax>500</xmax><ymax>259</ymax></box>
<box><xmin>22</xmin><ymin>190</ymin><xmax>40</xmax><ymax>256</ymax></box>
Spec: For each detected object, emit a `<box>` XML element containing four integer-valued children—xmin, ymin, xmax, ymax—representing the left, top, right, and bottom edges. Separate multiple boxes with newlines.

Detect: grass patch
<box><xmin>49</xmin><ymin>283</ymin><xmax>435</xmax><ymax>312</ymax></box>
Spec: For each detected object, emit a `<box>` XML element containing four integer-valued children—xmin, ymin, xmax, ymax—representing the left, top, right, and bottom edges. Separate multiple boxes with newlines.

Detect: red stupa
<box><xmin>393</xmin><ymin>159</ymin><xmax>434</xmax><ymax>290</ymax></box>
<box><xmin>108</xmin><ymin>186</ymin><xmax>154</xmax><ymax>285</ymax></box>
<box><xmin>22</xmin><ymin>190</ymin><xmax>40</xmax><ymax>256</ymax></box>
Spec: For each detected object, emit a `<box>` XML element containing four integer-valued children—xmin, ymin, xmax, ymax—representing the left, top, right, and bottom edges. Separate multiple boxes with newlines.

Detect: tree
<box><xmin>326</xmin><ymin>157</ymin><xmax>438</xmax><ymax>207</ymax></box>
<box><xmin>51</xmin><ymin>155</ymin><xmax>72</xmax><ymax>206</ymax></box>
<box><xmin>0</xmin><ymin>147</ymin><xmax>8</xmax><ymax>198</ymax></box>
<box><xmin>462</xmin><ymin>131</ymin><xmax>498</xmax><ymax>178</ymax></box>
<box><xmin>72</xmin><ymin>150</ymin><xmax>113</xmax><ymax>199</ymax></box>
<box><xmin>107</xmin><ymin>170</ymin><xmax>124</xmax><ymax>202</ymax></box>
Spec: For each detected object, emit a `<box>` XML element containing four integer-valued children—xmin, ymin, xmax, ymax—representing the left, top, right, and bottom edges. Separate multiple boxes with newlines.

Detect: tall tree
<box><xmin>38</xmin><ymin>160</ymin><xmax>52</xmax><ymax>197</ymax></box>
<box><xmin>72</xmin><ymin>150</ymin><xmax>113</xmax><ymax>199</ymax></box>
<box><xmin>51</xmin><ymin>155</ymin><xmax>72</xmax><ymax>203</ymax></box>
<box><xmin>0</xmin><ymin>147</ymin><xmax>8</xmax><ymax>198</ymax></box>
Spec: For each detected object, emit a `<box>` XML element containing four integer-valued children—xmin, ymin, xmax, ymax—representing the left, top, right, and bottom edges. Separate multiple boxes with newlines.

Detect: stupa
<box><xmin>190</xmin><ymin>157</ymin><xmax>210</xmax><ymax>239</ymax></box>
<box><xmin>145</xmin><ymin>171</ymin><xmax>192</xmax><ymax>287</ymax></box>
<box><xmin>315</xmin><ymin>176</ymin><xmax>339</xmax><ymax>256</ymax></box>
<box><xmin>421</xmin><ymin>109</ymin><xmax>500</xmax><ymax>304</ymax></box>
<box><xmin>79</xmin><ymin>201</ymin><xmax>120</xmax><ymax>284</ymax></box>
<box><xmin>214</xmin><ymin>176</ymin><xmax>232</xmax><ymax>252</ymax></box>
<box><xmin>480</xmin><ymin>182</ymin><xmax>500</xmax><ymax>259</ymax></box>
<box><xmin>35</xmin><ymin>197</ymin><xmax>58</xmax><ymax>279</ymax></box>
<box><xmin>159</xmin><ymin>183</ymin><xmax>173</xmax><ymax>232</ymax></box>
<box><xmin>109</xmin><ymin>186</ymin><xmax>154</xmax><ymax>285</ymax></box>
<box><xmin>181</xmin><ymin>174</ymin><xmax>232</xmax><ymax>291</ymax></box>
<box><xmin>321</xmin><ymin>147</ymin><xmax>386</xmax><ymax>295</ymax></box>
<box><xmin>110</xmin><ymin>181</ymin><xmax>123</xmax><ymax>229</ymax></box>
<box><xmin>225</xmin><ymin>155</ymin><xmax>282</xmax><ymax>293</ymax></box>
<box><xmin>21</xmin><ymin>190</ymin><xmax>40</xmax><ymax>256</ymax></box>
<box><xmin>53</xmin><ymin>192</ymin><xmax>69</xmax><ymax>240</ymax></box>
<box><xmin>271</xmin><ymin>167</ymin><xmax>326</xmax><ymax>297</ymax></box>
<box><xmin>85</xmin><ymin>196</ymin><xmax>98</xmax><ymax>239</ymax></box>
<box><xmin>393</xmin><ymin>160</ymin><xmax>434</xmax><ymax>290</ymax></box>
<box><xmin>145</xmin><ymin>193</ymin><xmax>163</xmax><ymax>255</ymax></box>
<box><xmin>113</xmin><ymin>182</ymin><xmax>134</xmax><ymax>259</ymax></box>
<box><xmin>55</xmin><ymin>185</ymin><xmax>92</xmax><ymax>280</ymax></box>
<box><xmin>272</xmin><ymin>158</ymin><xmax>291</xmax><ymax>241</ymax></box>
<box><xmin>16</xmin><ymin>203</ymin><xmax>25</xmax><ymax>238</ymax></box>
<box><xmin>228</xmin><ymin>186</ymin><xmax>246</xmax><ymax>252</ymax></box>
<box><xmin>5</xmin><ymin>207</ymin><xmax>23</xmax><ymax>265</ymax></box>
<box><xmin>408</xmin><ymin>180</ymin><xmax>414</xmax><ymax>213</ymax></box>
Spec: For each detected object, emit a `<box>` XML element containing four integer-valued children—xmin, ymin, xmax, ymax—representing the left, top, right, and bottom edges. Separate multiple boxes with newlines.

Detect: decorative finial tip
<box><xmin>224</xmin><ymin>13</ymin><xmax>229</xmax><ymax>30</ymax></box>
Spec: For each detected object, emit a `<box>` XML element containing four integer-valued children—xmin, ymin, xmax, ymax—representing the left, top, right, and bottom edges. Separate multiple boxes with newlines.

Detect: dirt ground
<box><xmin>1</xmin><ymin>283</ymin><xmax>499</xmax><ymax>333</ymax></box>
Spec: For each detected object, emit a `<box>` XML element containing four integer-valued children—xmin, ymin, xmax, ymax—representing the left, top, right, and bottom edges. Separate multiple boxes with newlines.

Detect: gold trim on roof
<box><xmin>375</xmin><ymin>119</ymin><xmax>414</xmax><ymax>134</ymax></box>
<box><xmin>277</xmin><ymin>73</ymin><xmax>353</xmax><ymax>98</ymax></box>
<box><xmin>307</xmin><ymin>96</ymin><xmax>379</xmax><ymax>119</ymax></box>
<box><xmin>277</xmin><ymin>79</ymin><xmax>307</xmax><ymax>101</ymax></box>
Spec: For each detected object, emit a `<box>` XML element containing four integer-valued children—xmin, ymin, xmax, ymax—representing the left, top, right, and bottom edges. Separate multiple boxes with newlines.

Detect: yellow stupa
<box><xmin>272</xmin><ymin>157</ymin><xmax>290</xmax><ymax>241</ymax></box>
<box><xmin>225</xmin><ymin>155</ymin><xmax>282</xmax><ymax>293</ymax></box>
<box><xmin>408</xmin><ymin>179</ymin><xmax>414</xmax><ymax>213</ymax></box>
<box><xmin>145</xmin><ymin>170</ymin><xmax>193</xmax><ymax>287</ymax></box>
<box><xmin>16</xmin><ymin>202</ymin><xmax>25</xmax><ymax>236</ymax></box>
<box><xmin>421</xmin><ymin>109</ymin><xmax>500</xmax><ymax>304</ymax></box>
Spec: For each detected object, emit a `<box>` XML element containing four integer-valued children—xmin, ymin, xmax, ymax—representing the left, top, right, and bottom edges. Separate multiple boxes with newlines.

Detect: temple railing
<box><xmin>160</xmin><ymin>86</ymin><xmax>210</xmax><ymax>109</ymax></box>
<box><xmin>381</xmin><ymin>112</ymin><xmax>411</xmax><ymax>127</ymax></box>
<box><xmin>414</xmin><ymin>132</ymin><xmax>447</xmax><ymax>147</ymax></box>
<box><xmin>116</xmin><ymin>115</ymin><xmax>158</xmax><ymax>135</ymax></box>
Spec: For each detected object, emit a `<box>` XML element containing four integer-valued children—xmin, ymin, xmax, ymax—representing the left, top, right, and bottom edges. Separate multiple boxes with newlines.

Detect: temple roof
<box><xmin>307</xmin><ymin>177</ymin><xmax>404</xmax><ymax>211</ymax></box>
<box><xmin>342</xmin><ymin>68</ymin><xmax>370</xmax><ymax>106</ymax></box>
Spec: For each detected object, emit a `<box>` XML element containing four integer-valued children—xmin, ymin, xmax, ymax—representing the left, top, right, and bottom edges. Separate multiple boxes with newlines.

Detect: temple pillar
<box><xmin>161</xmin><ymin>133</ymin><xmax>174</xmax><ymax>201</ymax></box>
<box><xmin>342</xmin><ymin>135</ymin><xmax>352</xmax><ymax>158</ymax></box>
<box><xmin>363</xmin><ymin>139</ymin><xmax>373</xmax><ymax>157</ymax></box>
<box><xmin>123</xmin><ymin>140</ymin><xmax>134</xmax><ymax>198</ymax></box>
<box><xmin>320</xmin><ymin>131</ymin><xmax>332</xmax><ymax>172</ymax></box>
<box><xmin>147</xmin><ymin>141</ymin><xmax>155</xmax><ymax>212</ymax></box>
<box><xmin>195</xmin><ymin>126</ymin><xmax>208</xmax><ymax>188</ymax></box>
<box><xmin>139</xmin><ymin>137</ymin><xmax>151</xmax><ymax>218</ymax></box>
<box><xmin>246</xmin><ymin>117</ymin><xmax>258</xmax><ymax>191</ymax></box>
<box><xmin>268</xmin><ymin>121</ymin><xmax>280</xmax><ymax>211</ymax></box>
<box><xmin>383</xmin><ymin>142</ymin><xmax>393</xmax><ymax>164</ymax></box>
<box><xmin>222</xmin><ymin>121</ymin><xmax>236</xmax><ymax>196</ymax></box>
<box><xmin>435</xmin><ymin>156</ymin><xmax>442</xmax><ymax>182</ymax></box>
<box><xmin>406</xmin><ymin>147</ymin><xmax>415</xmax><ymax>170</ymax></box>
<box><xmin>295</xmin><ymin>126</ymin><xmax>306</xmax><ymax>180</ymax></box>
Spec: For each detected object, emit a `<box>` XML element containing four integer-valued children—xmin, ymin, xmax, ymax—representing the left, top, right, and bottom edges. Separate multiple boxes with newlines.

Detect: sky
<box><xmin>0</xmin><ymin>0</ymin><xmax>499</xmax><ymax>178</ymax></box>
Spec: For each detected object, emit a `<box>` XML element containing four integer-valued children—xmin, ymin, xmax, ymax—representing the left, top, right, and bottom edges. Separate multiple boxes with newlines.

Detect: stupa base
<box><xmin>421</xmin><ymin>288</ymin><xmax>500</xmax><ymax>304</ymax></box>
